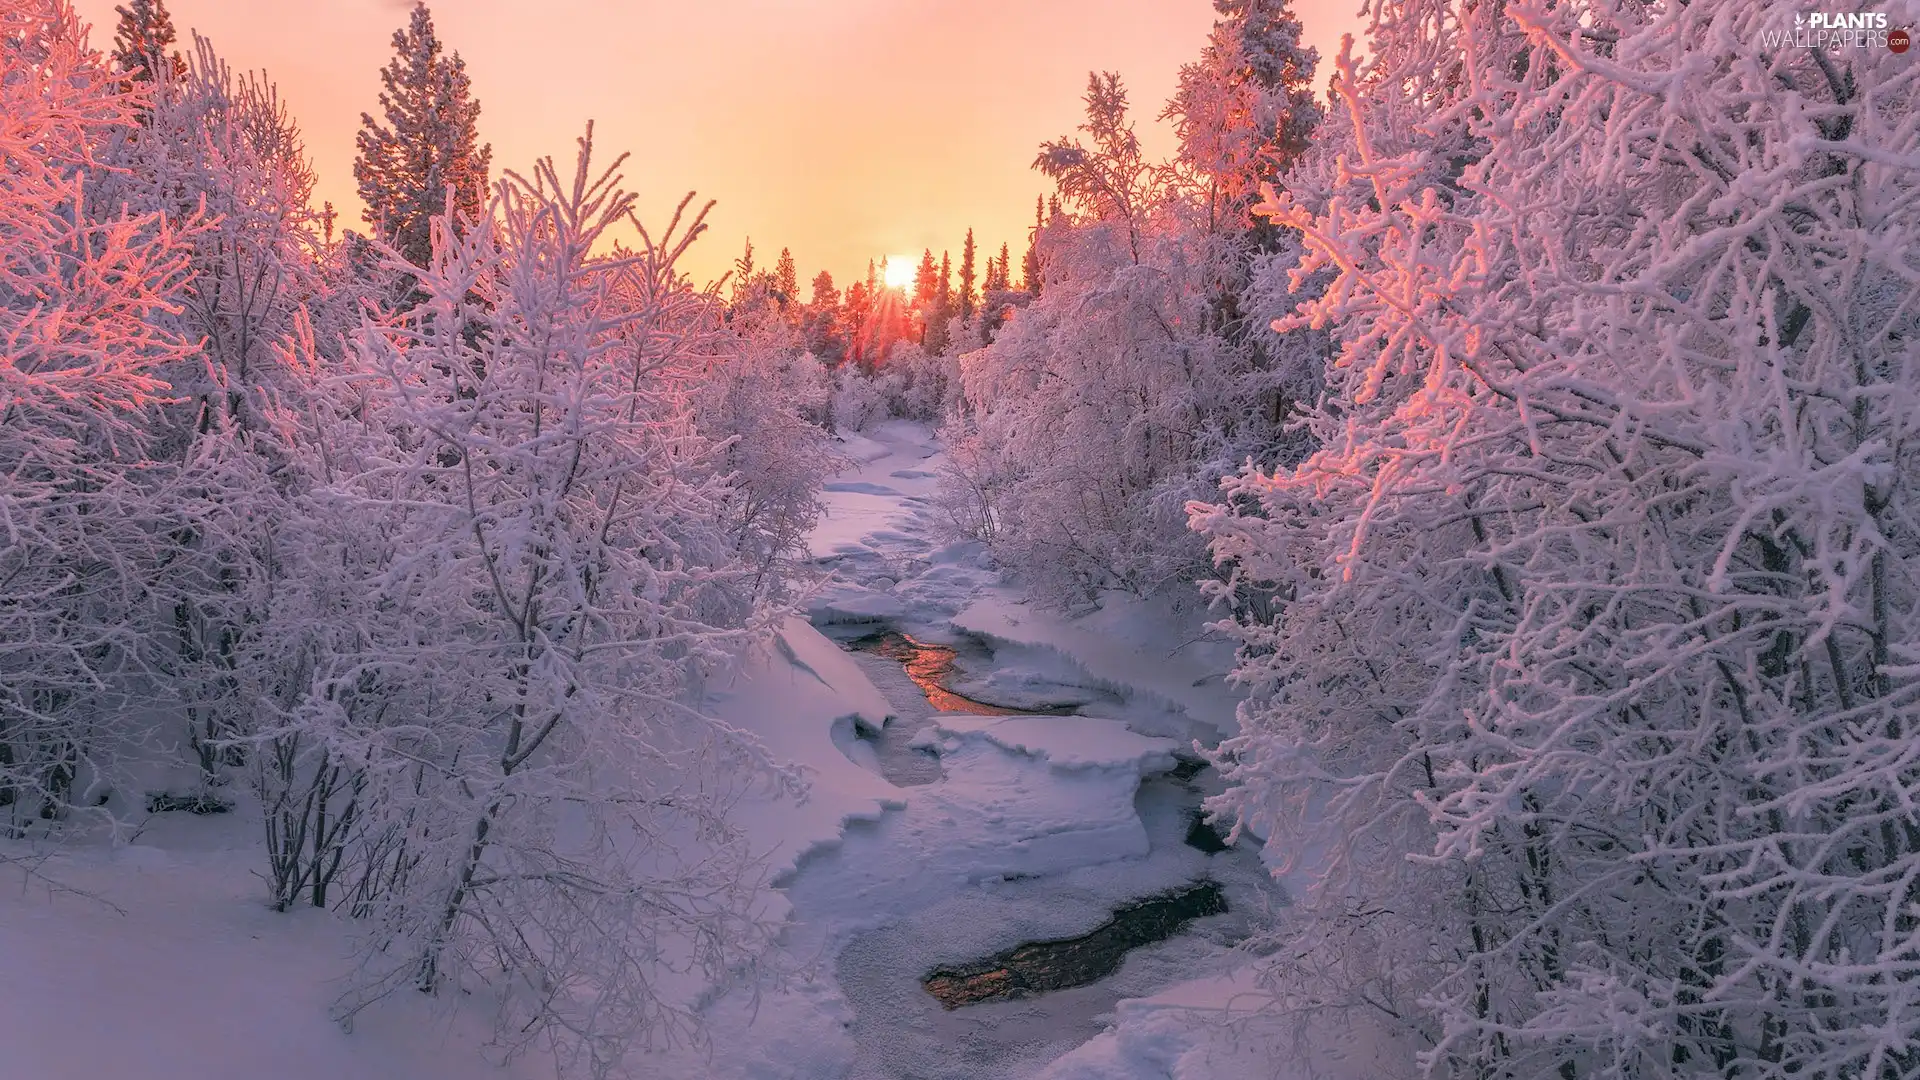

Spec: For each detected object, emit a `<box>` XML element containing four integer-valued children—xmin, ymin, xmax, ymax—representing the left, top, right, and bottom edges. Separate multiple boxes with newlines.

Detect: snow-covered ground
<box><xmin>0</xmin><ymin>822</ymin><xmax>546</xmax><ymax>1080</ymax></box>
<box><xmin>1</xmin><ymin>420</ymin><xmax>1330</xmax><ymax>1080</ymax></box>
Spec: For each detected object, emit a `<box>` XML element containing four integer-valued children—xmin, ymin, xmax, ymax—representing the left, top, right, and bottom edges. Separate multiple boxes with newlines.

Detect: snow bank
<box><xmin>922</xmin><ymin>714</ymin><xmax>1178</xmax><ymax>774</ymax></box>
<box><xmin>1037</xmin><ymin>963</ymin><xmax>1410</xmax><ymax>1080</ymax></box>
<box><xmin>680</xmin><ymin>668</ymin><xmax>1207</xmax><ymax>1080</ymax></box>
<box><xmin>834</xmin><ymin>430</ymin><xmax>897</xmax><ymax>466</ymax></box>
<box><xmin>1035</xmin><ymin>966</ymin><xmax>1286</xmax><ymax>1080</ymax></box>
<box><xmin>795</xmin><ymin>720</ymin><xmax>1163</xmax><ymax>917</ymax></box>
<box><xmin>951</xmin><ymin>591</ymin><xmax>1241</xmax><ymax>742</ymax></box>
<box><xmin>699</xmin><ymin>616</ymin><xmax>905</xmax><ymax>883</ymax></box>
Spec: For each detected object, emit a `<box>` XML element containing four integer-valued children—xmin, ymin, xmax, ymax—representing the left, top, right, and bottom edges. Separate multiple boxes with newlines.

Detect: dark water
<box><xmin>1183</xmin><ymin>810</ymin><xmax>1231</xmax><ymax>853</ymax></box>
<box><xmin>922</xmin><ymin>882</ymin><xmax>1229</xmax><ymax>1009</ymax></box>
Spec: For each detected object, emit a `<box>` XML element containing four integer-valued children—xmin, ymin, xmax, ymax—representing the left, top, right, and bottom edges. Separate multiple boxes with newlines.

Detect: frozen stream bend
<box><xmin>753</xmin><ymin>422</ymin><xmax>1281</xmax><ymax>1080</ymax></box>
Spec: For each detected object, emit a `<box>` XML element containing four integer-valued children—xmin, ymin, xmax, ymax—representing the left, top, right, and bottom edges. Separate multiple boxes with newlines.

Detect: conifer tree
<box><xmin>1021</xmin><ymin>196</ymin><xmax>1044</xmax><ymax>296</ymax></box>
<box><xmin>774</xmin><ymin>246</ymin><xmax>798</xmax><ymax>303</ymax></box>
<box><xmin>841</xmin><ymin>261</ymin><xmax>877</xmax><ymax>366</ymax></box>
<box><xmin>730</xmin><ymin>237</ymin><xmax>755</xmax><ymax>305</ymax></box>
<box><xmin>912</xmin><ymin>248</ymin><xmax>938</xmax><ymax>309</ymax></box>
<box><xmin>957</xmin><ymin>228</ymin><xmax>977</xmax><ymax>320</ymax></box>
<box><xmin>353</xmin><ymin>3</ymin><xmax>490</xmax><ymax>270</ymax></box>
<box><xmin>809</xmin><ymin>268</ymin><xmax>837</xmax><ymax>309</ymax></box>
<box><xmin>803</xmin><ymin>269</ymin><xmax>842</xmax><ymax>362</ymax></box>
<box><xmin>925</xmin><ymin>250</ymin><xmax>953</xmax><ymax>352</ymax></box>
<box><xmin>111</xmin><ymin>0</ymin><xmax>183</xmax><ymax>83</ymax></box>
<box><xmin>1166</xmin><ymin>0</ymin><xmax>1320</xmax><ymax>225</ymax></box>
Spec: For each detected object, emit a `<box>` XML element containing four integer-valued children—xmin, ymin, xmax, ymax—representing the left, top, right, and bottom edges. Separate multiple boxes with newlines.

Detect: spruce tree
<box><xmin>731</xmin><ymin>238</ymin><xmax>755</xmax><ymax>304</ymax></box>
<box><xmin>958</xmin><ymin>228</ymin><xmax>977</xmax><ymax>320</ymax></box>
<box><xmin>354</xmin><ymin>3</ymin><xmax>491</xmax><ymax>270</ymax></box>
<box><xmin>925</xmin><ymin>250</ymin><xmax>953</xmax><ymax>352</ymax></box>
<box><xmin>1165</xmin><ymin>0</ymin><xmax>1320</xmax><ymax>225</ymax></box>
<box><xmin>912</xmin><ymin>249</ymin><xmax>938</xmax><ymax>308</ymax></box>
<box><xmin>810</xmin><ymin>269</ymin><xmax>838</xmax><ymax>308</ymax></box>
<box><xmin>111</xmin><ymin>0</ymin><xmax>184</xmax><ymax>84</ymax></box>
<box><xmin>775</xmin><ymin>246</ymin><xmax>798</xmax><ymax>303</ymax></box>
<box><xmin>1021</xmin><ymin>196</ymin><xmax>1044</xmax><ymax>296</ymax></box>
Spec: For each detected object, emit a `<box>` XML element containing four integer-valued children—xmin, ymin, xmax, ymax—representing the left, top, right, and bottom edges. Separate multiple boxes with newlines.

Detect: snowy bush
<box><xmin>867</xmin><ymin>341</ymin><xmax>957</xmax><ymax>424</ymax></box>
<box><xmin>249</xmin><ymin>132</ymin><xmax>795</xmax><ymax>1073</ymax></box>
<box><xmin>694</xmin><ymin>291</ymin><xmax>838</xmax><ymax>595</ymax></box>
<box><xmin>830</xmin><ymin>361</ymin><xmax>888</xmax><ymax>433</ymax></box>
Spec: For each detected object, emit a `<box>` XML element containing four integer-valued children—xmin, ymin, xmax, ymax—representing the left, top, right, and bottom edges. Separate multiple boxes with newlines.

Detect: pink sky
<box><xmin>72</xmin><ymin>0</ymin><xmax>1364</xmax><ymax>288</ymax></box>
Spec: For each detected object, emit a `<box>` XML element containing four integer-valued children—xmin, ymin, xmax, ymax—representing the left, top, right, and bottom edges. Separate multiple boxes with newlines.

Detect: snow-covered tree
<box><xmin>684</xmin><ymin>229</ymin><xmax>837</xmax><ymax>589</ymax></box>
<box><xmin>83</xmin><ymin>32</ymin><xmax>330</xmax><ymax>788</ymax></box>
<box><xmin>868</xmin><ymin>339</ymin><xmax>955</xmax><ymax>423</ymax></box>
<box><xmin>696</xmin><ymin>332</ymin><xmax>836</xmax><ymax>590</ymax></box>
<box><xmin>1020</xmin><ymin>197</ymin><xmax>1043</xmax><ymax>298</ymax></box>
<box><xmin>1194</xmin><ymin>1</ymin><xmax>1920</xmax><ymax>1075</ymax></box>
<box><xmin>1165</xmin><ymin>0</ymin><xmax>1321</xmax><ymax>232</ymax></box>
<box><xmin>772</xmin><ymin>245</ymin><xmax>798</xmax><ymax>306</ymax></box>
<box><xmin>945</xmin><ymin>68</ymin><xmax>1322</xmax><ymax>607</ymax></box>
<box><xmin>353</xmin><ymin>2</ymin><xmax>489</xmax><ymax>272</ymax></box>
<box><xmin>800</xmin><ymin>268</ymin><xmax>844</xmax><ymax>365</ymax></box>
<box><xmin>1033</xmin><ymin>72</ymin><xmax>1172</xmax><ymax>267</ymax></box>
<box><xmin>957</xmin><ymin>228</ymin><xmax>977</xmax><ymax>320</ymax></box>
<box><xmin>0</xmin><ymin>0</ymin><xmax>200</xmax><ymax>828</ymax></box>
<box><xmin>270</xmin><ymin>129</ymin><xmax>792</xmax><ymax>1073</ymax></box>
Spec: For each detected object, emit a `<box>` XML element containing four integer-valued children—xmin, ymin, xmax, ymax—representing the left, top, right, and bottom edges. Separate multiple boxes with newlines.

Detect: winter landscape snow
<box><xmin>4</xmin><ymin>1</ymin><xmax>1916</xmax><ymax>1078</ymax></box>
<box><xmin>2</xmin><ymin>420</ymin><xmax>1293</xmax><ymax>1080</ymax></box>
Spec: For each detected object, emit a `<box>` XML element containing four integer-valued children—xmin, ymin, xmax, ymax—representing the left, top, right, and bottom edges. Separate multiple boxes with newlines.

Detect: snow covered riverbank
<box><xmin>0</xmin><ymin>421</ymin><xmax>1305</xmax><ymax>1080</ymax></box>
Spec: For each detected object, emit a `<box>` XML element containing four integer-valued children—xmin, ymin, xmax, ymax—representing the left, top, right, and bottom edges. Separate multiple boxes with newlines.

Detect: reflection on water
<box><xmin>846</xmin><ymin>631</ymin><xmax>1025</xmax><ymax>715</ymax></box>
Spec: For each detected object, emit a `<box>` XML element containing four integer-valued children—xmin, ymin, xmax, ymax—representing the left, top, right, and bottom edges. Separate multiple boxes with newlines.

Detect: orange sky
<box><xmin>71</xmin><ymin>0</ymin><xmax>1364</xmax><ymax>289</ymax></box>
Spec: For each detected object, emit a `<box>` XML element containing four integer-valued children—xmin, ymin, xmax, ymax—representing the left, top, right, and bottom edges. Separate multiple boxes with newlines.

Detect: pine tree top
<box><xmin>112</xmin><ymin>0</ymin><xmax>184</xmax><ymax>83</ymax></box>
<box><xmin>353</xmin><ymin>3</ymin><xmax>492</xmax><ymax>270</ymax></box>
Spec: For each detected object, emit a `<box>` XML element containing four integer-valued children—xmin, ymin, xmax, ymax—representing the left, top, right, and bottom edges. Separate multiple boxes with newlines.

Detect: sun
<box><xmin>882</xmin><ymin>255</ymin><xmax>916</xmax><ymax>292</ymax></box>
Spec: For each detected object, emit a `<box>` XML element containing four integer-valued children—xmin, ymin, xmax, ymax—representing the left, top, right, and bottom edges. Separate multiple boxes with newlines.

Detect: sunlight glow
<box><xmin>882</xmin><ymin>255</ymin><xmax>916</xmax><ymax>291</ymax></box>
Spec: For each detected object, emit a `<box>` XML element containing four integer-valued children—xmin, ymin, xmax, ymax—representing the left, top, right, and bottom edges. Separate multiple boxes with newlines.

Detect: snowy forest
<box><xmin>3</xmin><ymin>0</ymin><xmax>1917</xmax><ymax>1077</ymax></box>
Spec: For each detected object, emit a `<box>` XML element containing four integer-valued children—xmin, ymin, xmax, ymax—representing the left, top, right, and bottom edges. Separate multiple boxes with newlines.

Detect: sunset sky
<box><xmin>71</xmin><ymin>0</ymin><xmax>1364</xmax><ymax>288</ymax></box>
